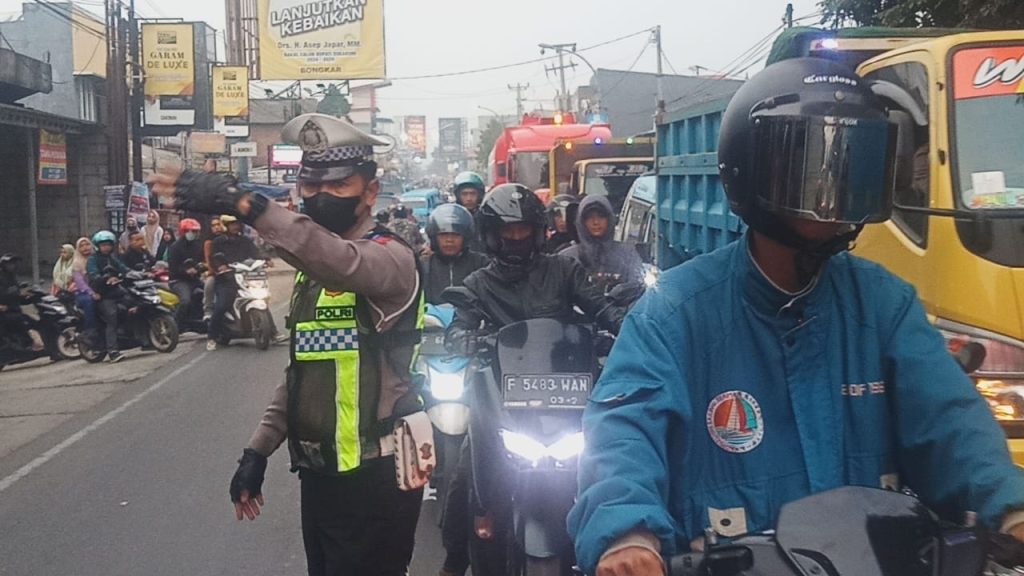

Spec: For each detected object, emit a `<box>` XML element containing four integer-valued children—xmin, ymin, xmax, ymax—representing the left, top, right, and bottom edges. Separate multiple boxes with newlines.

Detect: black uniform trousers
<box><xmin>299</xmin><ymin>456</ymin><xmax>423</xmax><ymax>576</ymax></box>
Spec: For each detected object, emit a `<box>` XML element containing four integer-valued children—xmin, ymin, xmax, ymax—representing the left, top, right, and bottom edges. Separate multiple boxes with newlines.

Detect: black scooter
<box><xmin>443</xmin><ymin>287</ymin><xmax>597</xmax><ymax>576</ymax></box>
<box><xmin>78</xmin><ymin>270</ymin><xmax>178</xmax><ymax>362</ymax></box>
<box><xmin>0</xmin><ymin>285</ymin><xmax>78</xmax><ymax>371</ymax></box>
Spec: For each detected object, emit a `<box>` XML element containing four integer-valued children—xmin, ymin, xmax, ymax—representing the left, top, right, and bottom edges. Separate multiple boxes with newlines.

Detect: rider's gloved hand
<box><xmin>229</xmin><ymin>448</ymin><xmax>268</xmax><ymax>521</ymax></box>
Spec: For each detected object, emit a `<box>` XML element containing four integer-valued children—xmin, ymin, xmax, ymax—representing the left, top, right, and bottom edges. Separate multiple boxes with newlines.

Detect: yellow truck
<box><xmin>797</xmin><ymin>30</ymin><xmax>1024</xmax><ymax>461</ymax></box>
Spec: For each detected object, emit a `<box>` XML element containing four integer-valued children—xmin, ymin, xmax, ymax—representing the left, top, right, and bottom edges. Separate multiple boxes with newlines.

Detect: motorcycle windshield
<box><xmin>775</xmin><ymin>487</ymin><xmax>948</xmax><ymax>576</ymax></box>
<box><xmin>497</xmin><ymin>319</ymin><xmax>594</xmax><ymax>376</ymax></box>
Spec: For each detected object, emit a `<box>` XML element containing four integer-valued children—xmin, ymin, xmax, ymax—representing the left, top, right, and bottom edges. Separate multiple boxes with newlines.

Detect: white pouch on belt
<box><xmin>393</xmin><ymin>411</ymin><xmax>436</xmax><ymax>491</ymax></box>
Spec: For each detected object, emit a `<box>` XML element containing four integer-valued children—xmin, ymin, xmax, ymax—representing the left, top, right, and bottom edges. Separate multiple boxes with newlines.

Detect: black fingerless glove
<box><xmin>175</xmin><ymin>171</ymin><xmax>269</xmax><ymax>224</ymax></box>
<box><xmin>229</xmin><ymin>448</ymin><xmax>268</xmax><ymax>503</ymax></box>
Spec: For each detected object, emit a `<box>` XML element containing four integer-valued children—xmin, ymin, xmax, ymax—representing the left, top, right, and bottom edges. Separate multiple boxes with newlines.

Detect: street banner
<box><xmin>404</xmin><ymin>115</ymin><xmax>426</xmax><ymax>154</ymax></box>
<box><xmin>104</xmin><ymin>185</ymin><xmax>126</xmax><ymax>210</ymax></box>
<box><xmin>142</xmin><ymin>23</ymin><xmax>196</xmax><ymax>126</ymax></box>
<box><xmin>953</xmin><ymin>45</ymin><xmax>1024</xmax><ymax>100</ymax></box>
<box><xmin>127</xmin><ymin>182</ymin><xmax>151</xmax><ymax>223</ymax></box>
<box><xmin>438</xmin><ymin>117</ymin><xmax>463</xmax><ymax>157</ymax></box>
<box><xmin>256</xmin><ymin>0</ymin><xmax>386</xmax><ymax>80</ymax></box>
<box><xmin>212</xmin><ymin>65</ymin><xmax>250</xmax><ymax>137</ymax></box>
<box><xmin>38</xmin><ymin>129</ymin><xmax>68</xmax><ymax>185</ymax></box>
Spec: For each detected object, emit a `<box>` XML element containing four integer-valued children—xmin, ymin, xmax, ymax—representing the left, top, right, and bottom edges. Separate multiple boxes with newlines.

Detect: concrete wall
<box><xmin>0</xmin><ymin>127</ymin><xmax>108</xmax><ymax>275</ymax></box>
<box><xmin>0</xmin><ymin>3</ymin><xmax>77</xmax><ymax>119</ymax></box>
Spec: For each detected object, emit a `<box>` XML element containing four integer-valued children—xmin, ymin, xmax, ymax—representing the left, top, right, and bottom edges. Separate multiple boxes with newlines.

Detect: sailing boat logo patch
<box><xmin>706</xmin><ymin>391</ymin><xmax>764</xmax><ymax>453</ymax></box>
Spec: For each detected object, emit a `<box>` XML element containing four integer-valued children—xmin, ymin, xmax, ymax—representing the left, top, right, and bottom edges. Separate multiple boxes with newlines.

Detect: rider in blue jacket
<box><xmin>569</xmin><ymin>58</ymin><xmax>1024</xmax><ymax>576</ymax></box>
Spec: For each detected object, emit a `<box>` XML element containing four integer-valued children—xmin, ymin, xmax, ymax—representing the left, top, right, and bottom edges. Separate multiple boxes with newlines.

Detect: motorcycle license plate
<box><xmin>420</xmin><ymin>332</ymin><xmax>447</xmax><ymax>356</ymax></box>
<box><xmin>502</xmin><ymin>374</ymin><xmax>592</xmax><ymax>410</ymax></box>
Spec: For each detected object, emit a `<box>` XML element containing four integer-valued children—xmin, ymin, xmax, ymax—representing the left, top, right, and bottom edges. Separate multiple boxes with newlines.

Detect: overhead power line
<box><xmin>387</xmin><ymin>27</ymin><xmax>655</xmax><ymax>81</ymax></box>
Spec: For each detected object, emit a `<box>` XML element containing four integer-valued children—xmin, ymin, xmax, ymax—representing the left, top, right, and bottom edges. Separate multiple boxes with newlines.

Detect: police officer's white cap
<box><xmin>281</xmin><ymin>113</ymin><xmax>390</xmax><ymax>182</ymax></box>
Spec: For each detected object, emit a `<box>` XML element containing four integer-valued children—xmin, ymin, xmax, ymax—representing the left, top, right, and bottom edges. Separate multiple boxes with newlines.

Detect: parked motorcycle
<box><xmin>0</xmin><ymin>285</ymin><xmax>78</xmax><ymax>370</ymax></box>
<box><xmin>419</xmin><ymin>303</ymin><xmax>471</xmax><ymax>503</ymax></box>
<box><xmin>210</xmin><ymin>259</ymin><xmax>274</xmax><ymax>350</ymax></box>
<box><xmin>78</xmin><ymin>270</ymin><xmax>178</xmax><ymax>362</ymax></box>
<box><xmin>666</xmin><ymin>485</ymin><xmax>1016</xmax><ymax>576</ymax></box>
<box><xmin>443</xmin><ymin>287</ymin><xmax>595</xmax><ymax>576</ymax></box>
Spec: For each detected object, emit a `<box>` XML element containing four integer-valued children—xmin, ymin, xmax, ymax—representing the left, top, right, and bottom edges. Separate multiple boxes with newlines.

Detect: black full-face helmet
<box><xmin>719</xmin><ymin>57</ymin><xmax>898</xmax><ymax>253</ymax></box>
<box><xmin>478</xmin><ymin>184</ymin><xmax>547</xmax><ymax>267</ymax></box>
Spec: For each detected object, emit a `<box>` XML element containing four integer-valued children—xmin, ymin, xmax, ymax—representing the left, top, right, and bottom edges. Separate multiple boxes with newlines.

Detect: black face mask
<box><xmin>303</xmin><ymin>193</ymin><xmax>363</xmax><ymax>236</ymax></box>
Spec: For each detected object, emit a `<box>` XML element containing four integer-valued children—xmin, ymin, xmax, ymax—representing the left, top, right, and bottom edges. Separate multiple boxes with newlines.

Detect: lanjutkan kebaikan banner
<box><xmin>257</xmin><ymin>0</ymin><xmax>385</xmax><ymax>80</ymax></box>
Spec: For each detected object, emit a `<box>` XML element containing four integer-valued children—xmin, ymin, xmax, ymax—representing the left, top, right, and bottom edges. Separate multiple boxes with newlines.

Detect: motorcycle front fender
<box><xmin>515</xmin><ymin>468</ymin><xmax>577</xmax><ymax>558</ymax></box>
<box><xmin>244</xmin><ymin>299</ymin><xmax>268</xmax><ymax>311</ymax></box>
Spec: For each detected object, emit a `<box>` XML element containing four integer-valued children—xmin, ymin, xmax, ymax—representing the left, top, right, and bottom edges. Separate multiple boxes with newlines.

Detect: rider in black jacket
<box><xmin>167</xmin><ymin>219</ymin><xmax>205</xmax><ymax>326</ymax></box>
<box><xmin>446</xmin><ymin>184</ymin><xmax>624</xmax><ymax>353</ymax></box>
<box><xmin>438</xmin><ymin>185</ymin><xmax>625</xmax><ymax>576</ymax></box>
<box><xmin>421</xmin><ymin>204</ymin><xmax>488</xmax><ymax>305</ymax></box>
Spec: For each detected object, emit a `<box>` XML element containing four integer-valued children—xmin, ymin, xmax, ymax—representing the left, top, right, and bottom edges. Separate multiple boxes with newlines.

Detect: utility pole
<box><xmin>508</xmin><ymin>82</ymin><xmax>529</xmax><ymax>119</ymax></box>
<box><xmin>654</xmin><ymin>26</ymin><xmax>665</xmax><ymax>126</ymax></box>
<box><xmin>129</xmin><ymin>0</ymin><xmax>143</xmax><ymax>182</ymax></box>
<box><xmin>784</xmin><ymin>3</ymin><xmax>794</xmax><ymax>27</ymax></box>
<box><xmin>690</xmin><ymin>65</ymin><xmax>707</xmax><ymax>76</ymax></box>
<box><xmin>539</xmin><ymin>42</ymin><xmax>577</xmax><ymax>113</ymax></box>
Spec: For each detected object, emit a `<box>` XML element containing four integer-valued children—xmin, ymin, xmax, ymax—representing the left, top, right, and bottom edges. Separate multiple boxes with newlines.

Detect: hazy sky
<box><xmin>1</xmin><ymin>0</ymin><xmax>823</xmax><ymax>132</ymax></box>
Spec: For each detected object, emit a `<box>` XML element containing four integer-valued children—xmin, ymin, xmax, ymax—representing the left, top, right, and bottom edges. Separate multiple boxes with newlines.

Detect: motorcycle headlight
<box><xmin>500</xmin><ymin>430</ymin><xmax>548</xmax><ymax>464</ymax></box>
<box><xmin>247</xmin><ymin>287</ymin><xmax>269</xmax><ymax>300</ymax></box>
<box><xmin>547</xmin><ymin>432</ymin><xmax>585</xmax><ymax>461</ymax></box>
<box><xmin>53</xmin><ymin>305</ymin><xmax>67</xmax><ymax>315</ymax></box>
<box><xmin>429</xmin><ymin>367</ymin><xmax>465</xmax><ymax>401</ymax></box>
<box><xmin>147</xmin><ymin>295</ymin><xmax>162</xmax><ymax>304</ymax></box>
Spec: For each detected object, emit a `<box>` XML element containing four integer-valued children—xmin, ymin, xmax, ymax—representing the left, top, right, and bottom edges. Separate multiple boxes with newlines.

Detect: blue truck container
<box><xmin>655</xmin><ymin>96</ymin><xmax>745</xmax><ymax>270</ymax></box>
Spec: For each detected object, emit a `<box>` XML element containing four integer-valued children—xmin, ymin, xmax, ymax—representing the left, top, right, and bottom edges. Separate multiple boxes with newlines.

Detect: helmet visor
<box><xmin>751</xmin><ymin>115</ymin><xmax>898</xmax><ymax>224</ymax></box>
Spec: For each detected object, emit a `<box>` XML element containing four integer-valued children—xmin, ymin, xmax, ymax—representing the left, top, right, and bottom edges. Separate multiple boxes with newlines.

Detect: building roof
<box><xmin>591</xmin><ymin>69</ymin><xmax>744</xmax><ymax>137</ymax></box>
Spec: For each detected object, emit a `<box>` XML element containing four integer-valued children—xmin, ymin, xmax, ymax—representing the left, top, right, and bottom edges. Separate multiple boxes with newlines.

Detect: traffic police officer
<box><xmin>151</xmin><ymin>113</ymin><xmax>426</xmax><ymax>576</ymax></box>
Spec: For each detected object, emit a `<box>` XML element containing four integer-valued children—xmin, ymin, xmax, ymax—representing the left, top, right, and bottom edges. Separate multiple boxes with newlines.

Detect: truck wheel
<box><xmin>148</xmin><ymin>314</ymin><xmax>179</xmax><ymax>353</ymax></box>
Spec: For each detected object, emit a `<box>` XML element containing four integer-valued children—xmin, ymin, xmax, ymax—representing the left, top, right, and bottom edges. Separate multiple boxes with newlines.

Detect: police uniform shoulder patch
<box><xmin>369</xmin><ymin>234</ymin><xmax>394</xmax><ymax>245</ymax></box>
<box><xmin>706</xmin><ymin>391</ymin><xmax>764</xmax><ymax>453</ymax></box>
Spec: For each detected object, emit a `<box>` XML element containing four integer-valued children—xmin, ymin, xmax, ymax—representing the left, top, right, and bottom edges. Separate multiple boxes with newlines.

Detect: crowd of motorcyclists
<box><xmin>7</xmin><ymin>56</ymin><xmax>1024</xmax><ymax>576</ymax></box>
<box><xmin>0</xmin><ymin>207</ymin><xmax>285</xmax><ymax>368</ymax></box>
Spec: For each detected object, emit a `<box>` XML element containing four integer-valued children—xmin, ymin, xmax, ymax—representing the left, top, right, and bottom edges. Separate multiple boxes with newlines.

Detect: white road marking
<box><xmin>0</xmin><ymin>351</ymin><xmax>209</xmax><ymax>494</ymax></box>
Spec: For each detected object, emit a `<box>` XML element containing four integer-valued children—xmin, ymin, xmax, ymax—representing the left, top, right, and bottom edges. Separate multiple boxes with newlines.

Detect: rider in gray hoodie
<box><xmin>561</xmin><ymin>195</ymin><xmax>643</xmax><ymax>291</ymax></box>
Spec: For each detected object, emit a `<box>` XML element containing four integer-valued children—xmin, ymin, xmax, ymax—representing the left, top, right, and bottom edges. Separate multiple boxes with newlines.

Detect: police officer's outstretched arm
<box><xmin>882</xmin><ymin>281</ymin><xmax>1024</xmax><ymax>533</ymax></box>
<box><xmin>568</xmin><ymin>297</ymin><xmax>684</xmax><ymax>576</ymax></box>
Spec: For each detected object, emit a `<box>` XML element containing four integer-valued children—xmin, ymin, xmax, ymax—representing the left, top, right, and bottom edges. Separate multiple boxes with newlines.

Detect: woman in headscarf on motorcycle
<box><xmin>70</xmin><ymin>237</ymin><xmax>99</xmax><ymax>331</ymax></box>
<box><xmin>561</xmin><ymin>195</ymin><xmax>643</xmax><ymax>291</ymax></box>
<box><xmin>51</xmin><ymin>244</ymin><xmax>75</xmax><ymax>294</ymax></box>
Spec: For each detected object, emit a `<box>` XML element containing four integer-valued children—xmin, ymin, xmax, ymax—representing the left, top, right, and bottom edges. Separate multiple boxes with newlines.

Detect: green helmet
<box><xmin>91</xmin><ymin>230</ymin><xmax>116</xmax><ymax>245</ymax></box>
<box><xmin>453</xmin><ymin>171</ymin><xmax>485</xmax><ymax>194</ymax></box>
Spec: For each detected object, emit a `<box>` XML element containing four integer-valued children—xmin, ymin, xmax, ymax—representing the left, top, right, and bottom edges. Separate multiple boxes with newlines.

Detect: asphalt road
<box><xmin>0</xmin><ymin>273</ymin><xmax>447</xmax><ymax>576</ymax></box>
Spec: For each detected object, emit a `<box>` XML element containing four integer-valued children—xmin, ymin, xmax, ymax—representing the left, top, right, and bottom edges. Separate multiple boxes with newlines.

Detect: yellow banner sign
<box><xmin>142</xmin><ymin>23</ymin><xmax>195</xmax><ymax>96</ymax></box>
<box><xmin>257</xmin><ymin>0</ymin><xmax>386</xmax><ymax>80</ymax></box>
<box><xmin>213</xmin><ymin>66</ymin><xmax>250</xmax><ymax>118</ymax></box>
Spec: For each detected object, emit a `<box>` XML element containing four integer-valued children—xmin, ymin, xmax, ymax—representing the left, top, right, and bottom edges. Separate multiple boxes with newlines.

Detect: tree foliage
<box><xmin>820</xmin><ymin>0</ymin><xmax>1024</xmax><ymax>28</ymax></box>
<box><xmin>475</xmin><ymin>119</ymin><xmax>504</xmax><ymax>166</ymax></box>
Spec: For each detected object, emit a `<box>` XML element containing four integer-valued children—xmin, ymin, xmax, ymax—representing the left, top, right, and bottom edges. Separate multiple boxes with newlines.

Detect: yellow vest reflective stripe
<box><xmin>292</xmin><ymin>274</ymin><xmax>361</xmax><ymax>472</ymax></box>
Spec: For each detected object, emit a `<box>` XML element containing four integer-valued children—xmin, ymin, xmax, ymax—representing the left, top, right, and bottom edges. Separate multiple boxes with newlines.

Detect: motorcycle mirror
<box><xmin>440</xmin><ymin>287</ymin><xmax>475</xmax><ymax>310</ymax></box>
<box><xmin>954</xmin><ymin>341</ymin><xmax>987</xmax><ymax>374</ymax></box>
